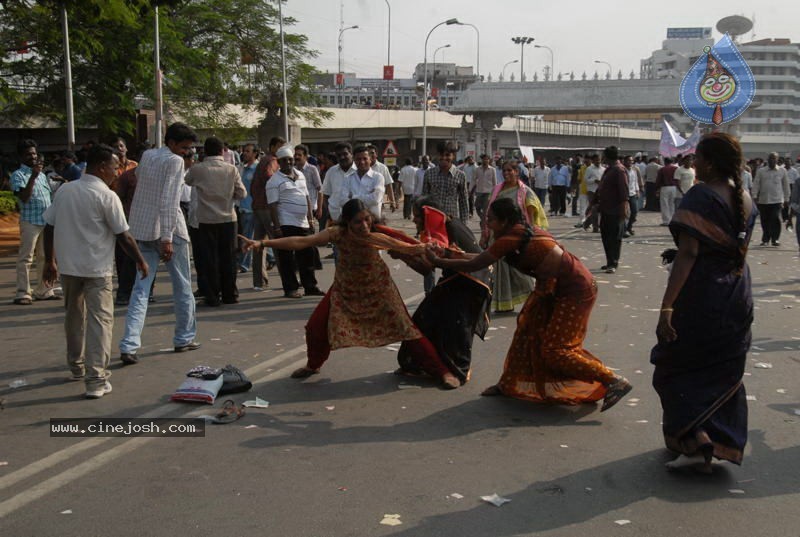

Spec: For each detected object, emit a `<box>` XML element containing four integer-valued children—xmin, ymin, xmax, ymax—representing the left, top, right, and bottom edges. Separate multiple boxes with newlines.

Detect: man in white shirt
<box><xmin>753</xmin><ymin>152</ymin><xmax>791</xmax><ymax>246</ymax></box>
<box><xmin>321</xmin><ymin>142</ymin><xmax>357</xmax><ymax>223</ymax></box>
<box><xmin>532</xmin><ymin>159</ymin><xmax>550</xmax><ymax>206</ymax></box>
<box><xmin>43</xmin><ymin>145</ymin><xmax>148</xmax><ymax>398</ymax></box>
<box><xmin>674</xmin><ymin>155</ymin><xmax>696</xmax><ymax>204</ymax></box>
<box><xmin>350</xmin><ymin>145</ymin><xmax>385</xmax><ymax>220</ymax></box>
<box><xmin>398</xmin><ymin>158</ymin><xmax>418</xmax><ymax>220</ymax></box>
<box><xmin>644</xmin><ymin>157</ymin><xmax>662</xmax><ymax>211</ymax></box>
<box><xmin>367</xmin><ymin>144</ymin><xmax>396</xmax><ymax>212</ymax></box>
<box><xmin>294</xmin><ymin>144</ymin><xmax>323</xmax><ymax>221</ymax></box>
<box><xmin>473</xmin><ymin>154</ymin><xmax>497</xmax><ymax>223</ymax></box>
<box><xmin>268</xmin><ymin>145</ymin><xmax>323</xmax><ymax>298</ymax></box>
<box><xmin>119</xmin><ymin>122</ymin><xmax>200</xmax><ymax>365</ymax></box>
<box><xmin>623</xmin><ymin>155</ymin><xmax>644</xmax><ymax>237</ymax></box>
<box><xmin>582</xmin><ymin>154</ymin><xmax>604</xmax><ymax>232</ymax></box>
<box><xmin>185</xmin><ymin>136</ymin><xmax>246</xmax><ymax>306</ymax></box>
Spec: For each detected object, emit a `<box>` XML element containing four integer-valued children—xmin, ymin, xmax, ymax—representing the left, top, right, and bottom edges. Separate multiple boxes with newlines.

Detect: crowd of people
<box><xmin>8</xmin><ymin>123</ymin><xmax>799</xmax><ymax>471</ymax></box>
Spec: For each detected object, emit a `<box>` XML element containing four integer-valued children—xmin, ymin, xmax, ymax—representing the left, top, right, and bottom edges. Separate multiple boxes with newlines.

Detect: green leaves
<box><xmin>0</xmin><ymin>0</ymin><xmax>325</xmax><ymax>138</ymax></box>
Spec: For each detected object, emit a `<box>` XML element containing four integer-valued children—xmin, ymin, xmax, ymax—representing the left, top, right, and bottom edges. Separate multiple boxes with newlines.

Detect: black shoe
<box><xmin>193</xmin><ymin>289</ymin><xmax>204</xmax><ymax>298</ymax></box>
<box><xmin>628</xmin><ymin>229</ymin><xmax>635</xmax><ymax>235</ymax></box>
<box><xmin>202</xmin><ymin>299</ymin><xmax>221</xmax><ymax>307</ymax></box>
<box><xmin>623</xmin><ymin>231</ymin><xmax>631</xmax><ymax>238</ymax></box>
<box><xmin>304</xmin><ymin>287</ymin><xmax>325</xmax><ymax>296</ymax></box>
<box><xmin>605</xmin><ymin>267</ymin><xmax>616</xmax><ymax>274</ymax></box>
<box><xmin>222</xmin><ymin>297</ymin><xmax>239</xmax><ymax>304</ymax></box>
<box><xmin>760</xmin><ymin>241</ymin><xmax>769</xmax><ymax>247</ymax></box>
<box><xmin>772</xmin><ymin>241</ymin><xmax>780</xmax><ymax>247</ymax></box>
<box><xmin>174</xmin><ymin>341</ymin><xmax>201</xmax><ymax>353</ymax></box>
<box><xmin>120</xmin><ymin>352</ymin><xmax>138</xmax><ymax>365</ymax></box>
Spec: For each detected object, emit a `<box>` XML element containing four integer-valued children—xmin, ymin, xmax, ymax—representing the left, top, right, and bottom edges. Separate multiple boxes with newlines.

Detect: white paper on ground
<box><xmin>242</xmin><ymin>397</ymin><xmax>270</xmax><ymax>408</ymax></box>
<box><xmin>481</xmin><ymin>493</ymin><xmax>511</xmax><ymax>507</ymax></box>
<box><xmin>380</xmin><ymin>514</ymin><xmax>402</xmax><ymax>526</ymax></box>
<box><xmin>753</xmin><ymin>362</ymin><xmax>773</xmax><ymax>369</ymax></box>
<box><xmin>614</xmin><ymin>520</ymin><xmax>631</xmax><ymax>526</ymax></box>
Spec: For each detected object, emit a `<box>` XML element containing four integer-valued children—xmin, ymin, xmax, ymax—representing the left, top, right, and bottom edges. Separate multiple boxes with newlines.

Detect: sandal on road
<box><xmin>601</xmin><ymin>377</ymin><xmax>632</xmax><ymax>412</ymax></box>
<box><xmin>290</xmin><ymin>367</ymin><xmax>320</xmax><ymax>379</ymax></box>
<box><xmin>211</xmin><ymin>399</ymin><xmax>245</xmax><ymax>424</ymax></box>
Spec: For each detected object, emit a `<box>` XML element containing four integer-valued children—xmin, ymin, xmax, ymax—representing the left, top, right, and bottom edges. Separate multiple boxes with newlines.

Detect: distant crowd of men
<box><xmin>7</xmin><ymin>124</ymin><xmax>800</xmax><ymax>397</ymax></box>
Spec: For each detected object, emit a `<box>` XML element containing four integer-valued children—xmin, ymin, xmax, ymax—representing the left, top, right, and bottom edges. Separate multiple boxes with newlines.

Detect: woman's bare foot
<box><xmin>441</xmin><ymin>373</ymin><xmax>461</xmax><ymax>390</ymax></box>
<box><xmin>290</xmin><ymin>367</ymin><xmax>319</xmax><ymax>379</ymax></box>
<box><xmin>665</xmin><ymin>454</ymin><xmax>713</xmax><ymax>474</ymax></box>
<box><xmin>481</xmin><ymin>385</ymin><xmax>502</xmax><ymax>396</ymax></box>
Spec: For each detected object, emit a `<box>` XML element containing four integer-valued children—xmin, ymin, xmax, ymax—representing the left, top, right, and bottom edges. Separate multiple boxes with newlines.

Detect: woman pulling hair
<box><xmin>241</xmin><ymin>198</ymin><xmax>460</xmax><ymax>389</ymax></box>
<box><xmin>652</xmin><ymin>132</ymin><xmax>757</xmax><ymax>473</ymax></box>
<box><xmin>427</xmin><ymin>196</ymin><xmax>631</xmax><ymax>410</ymax></box>
<box><xmin>480</xmin><ymin>159</ymin><xmax>548</xmax><ymax>313</ymax></box>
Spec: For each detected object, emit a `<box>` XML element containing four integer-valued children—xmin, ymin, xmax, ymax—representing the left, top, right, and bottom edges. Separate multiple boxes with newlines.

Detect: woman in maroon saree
<box><xmin>652</xmin><ymin>132</ymin><xmax>757</xmax><ymax>473</ymax></box>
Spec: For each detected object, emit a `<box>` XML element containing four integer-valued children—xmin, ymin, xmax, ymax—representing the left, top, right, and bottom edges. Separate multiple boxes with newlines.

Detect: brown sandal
<box><xmin>211</xmin><ymin>399</ymin><xmax>245</xmax><ymax>424</ymax></box>
<box><xmin>290</xmin><ymin>367</ymin><xmax>320</xmax><ymax>379</ymax></box>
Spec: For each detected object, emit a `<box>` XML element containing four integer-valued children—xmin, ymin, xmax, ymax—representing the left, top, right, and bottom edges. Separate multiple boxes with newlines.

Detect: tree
<box><xmin>0</xmin><ymin>0</ymin><xmax>329</xmax><ymax>142</ymax></box>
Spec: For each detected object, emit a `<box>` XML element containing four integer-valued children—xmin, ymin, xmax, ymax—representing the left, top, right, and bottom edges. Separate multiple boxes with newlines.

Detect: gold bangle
<box><xmin>660</xmin><ymin>307</ymin><xmax>673</xmax><ymax>312</ymax></box>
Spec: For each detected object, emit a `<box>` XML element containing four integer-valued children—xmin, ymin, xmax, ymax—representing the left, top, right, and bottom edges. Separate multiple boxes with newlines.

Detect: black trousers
<box><xmin>189</xmin><ymin>225</ymin><xmax>209</xmax><ymax>297</ymax></box>
<box><xmin>551</xmin><ymin>185</ymin><xmax>568</xmax><ymax>215</ymax></box>
<box><xmin>645</xmin><ymin>182</ymin><xmax>660</xmax><ymax>211</ymax></box>
<box><xmin>584</xmin><ymin>191</ymin><xmax>599</xmax><ymax>231</ymax></box>
<box><xmin>402</xmin><ymin>193</ymin><xmax>415</xmax><ymax>219</ymax></box>
<box><xmin>196</xmin><ymin>222</ymin><xmax>238</xmax><ymax>304</ymax></box>
<box><xmin>276</xmin><ymin>225</ymin><xmax>318</xmax><ymax>294</ymax></box>
<box><xmin>600</xmin><ymin>212</ymin><xmax>624</xmax><ymax>268</ymax></box>
<box><xmin>758</xmin><ymin>203</ymin><xmax>782</xmax><ymax>244</ymax></box>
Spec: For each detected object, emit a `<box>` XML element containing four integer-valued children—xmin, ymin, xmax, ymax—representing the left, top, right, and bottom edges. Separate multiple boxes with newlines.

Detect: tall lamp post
<box><xmin>459</xmin><ymin>22</ymin><xmax>480</xmax><ymax>81</ymax></box>
<box><xmin>502</xmin><ymin>59</ymin><xmax>519</xmax><ymax>81</ymax></box>
<box><xmin>384</xmin><ymin>0</ymin><xmax>391</xmax><ymax>107</ymax></box>
<box><xmin>60</xmin><ymin>5</ymin><xmax>75</xmax><ymax>149</ymax></box>
<box><xmin>511</xmin><ymin>36</ymin><xmax>534</xmax><ymax>82</ymax></box>
<box><xmin>277</xmin><ymin>0</ymin><xmax>289</xmax><ymax>142</ymax></box>
<box><xmin>594</xmin><ymin>60</ymin><xmax>612</xmax><ymax>79</ymax></box>
<box><xmin>422</xmin><ymin>18</ymin><xmax>460</xmax><ymax>157</ymax></box>
<box><xmin>337</xmin><ymin>25</ymin><xmax>359</xmax><ymax>107</ymax></box>
<box><xmin>431</xmin><ymin>44</ymin><xmax>450</xmax><ymax>108</ymax></box>
<box><xmin>534</xmin><ymin>44</ymin><xmax>553</xmax><ymax>81</ymax></box>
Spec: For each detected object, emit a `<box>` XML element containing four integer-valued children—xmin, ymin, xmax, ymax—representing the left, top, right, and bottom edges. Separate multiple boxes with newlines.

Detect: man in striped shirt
<box><xmin>118</xmin><ymin>123</ymin><xmax>201</xmax><ymax>365</ymax></box>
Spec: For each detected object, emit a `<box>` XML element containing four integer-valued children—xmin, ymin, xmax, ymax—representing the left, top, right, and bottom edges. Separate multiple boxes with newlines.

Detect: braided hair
<box><xmin>695</xmin><ymin>132</ymin><xmax>748</xmax><ymax>272</ymax></box>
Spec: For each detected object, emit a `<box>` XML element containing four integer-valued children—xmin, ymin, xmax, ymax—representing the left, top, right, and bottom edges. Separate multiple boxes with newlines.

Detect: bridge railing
<box><xmin>515</xmin><ymin>116</ymin><xmax>622</xmax><ymax>139</ymax></box>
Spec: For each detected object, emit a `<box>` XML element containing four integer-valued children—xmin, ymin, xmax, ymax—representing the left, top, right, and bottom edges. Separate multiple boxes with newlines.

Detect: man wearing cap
<box><xmin>267</xmin><ymin>145</ymin><xmax>324</xmax><ymax>298</ymax></box>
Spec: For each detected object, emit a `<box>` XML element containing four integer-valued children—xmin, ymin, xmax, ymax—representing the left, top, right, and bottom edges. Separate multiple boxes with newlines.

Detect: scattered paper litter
<box><xmin>614</xmin><ymin>285</ymin><xmax>629</xmax><ymax>289</ymax></box>
<box><xmin>481</xmin><ymin>493</ymin><xmax>511</xmax><ymax>507</ymax></box>
<box><xmin>626</xmin><ymin>402</ymin><xmax>638</xmax><ymax>407</ymax></box>
<box><xmin>776</xmin><ymin>389</ymin><xmax>787</xmax><ymax>394</ymax></box>
<box><xmin>397</xmin><ymin>384</ymin><xmax>421</xmax><ymax>390</ymax></box>
<box><xmin>244</xmin><ymin>424</ymin><xmax>258</xmax><ymax>429</ymax></box>
<box><xmin>737</xmin><ymin>479</ymin><xmax>756</xmax><ymax>484</ymax></box>
<box><xmin>634</xmin><ymin>370</ymin><xmax>643</xmax><ymax>375</ymax></box>
<box><xmin>628</xmin><ymin>398</ymin><xmax>640</xmax><ymax>403</ymax></box>
<box><xmin>746</xmin><ymin>395</ymin><xmax>757</xmax><ymax>401</ymax></box>
<box><xmin>242</xmin><ymin>397</ymin><xmax>270</xmax><ymax>409</ymax></box>
<box><xmin>754</xmin><ymin>362</ymin><xmax>773</xmax><ymax>369</ymax></box>
<box><xmin>728</xmin><ymin>489</ymin><xmax>746</xmax><ymax>494</ymax></box>
<box><xmin>8</xmin><ymin>378</ymin><xmax>27</xmax><ymax>389</ymax></box>
<box><xmin>559</xmin><ymin>444</ymin><xmax>569</xmax><ymax>448</ymax></box>
<box><xmin>380</xmin><ymin>514</ymin><xmax>402</xmax><ymax>526</ymax></box>
<box><xmin>752</xmin><ymin>346</ymin><xmax>765</xmax><ymax>351</ymax></box>
<box><xmin>158</xmin><ymin>348</ymin><xmax>173</xmax><ymax>352</ymax></box>
<box><xmin>338</xmin><ymin>487</ymin><xmax>347</xmax><ymax>492</ymax></box>
<box><xmin>210</xmin><ymin>338</ymin><xmax>221</xmax><ymax>341</ymax></box>
<box><xmin>793</xmin><ymin>409</ymin><xmax>800</xmax><ymax>416</ymax></box>
<box><xmin>449</xmin><ymin>493</ymin><xmax>464</xmax><ymax>499</ymax></box>
<box><xmin>60</xmin><ymin>509</ymin><xmax>73</xmax><ymax>515</ymax></box>
<box><xmin>614</xmin><ymin>520</ymin><xmax>631</xmax><ymax>526</ymax></box>
<box><xmin>229</xmin><ymin>329</ymin><xmax>240</xmax><ymax>333</ymax></box>
<box><xmin>0</xmin><ymin>461</ymin><xmax>8</xmax><ymax>466</ymax></box>
<box><xmin>488</xmin><ymin>327</ymin><xmax>498</xmax><ymax>331</ymax></box>
<box><xmin>325</xmin><ymin>406</ymin><xmax>335</xmax><ymax>411</ymax></box>
<box><xmin>636</xmin><ymin>420</ymin><xmax>649</xmax><ymax>423</ymax></box>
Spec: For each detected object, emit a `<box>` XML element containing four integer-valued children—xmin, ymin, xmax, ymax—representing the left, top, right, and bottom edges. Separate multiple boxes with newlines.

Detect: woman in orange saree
<box><xmin>426</xmin><ymin>197</ymin><xmax>632</xmax><ymax>410</ymax></box>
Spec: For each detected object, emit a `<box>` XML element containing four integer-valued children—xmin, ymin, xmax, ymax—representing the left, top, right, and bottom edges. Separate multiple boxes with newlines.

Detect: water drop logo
<box><xmin>679</xmin><ymin>34</ymin><xmax>756</xmax><ymax>125</ymax></box>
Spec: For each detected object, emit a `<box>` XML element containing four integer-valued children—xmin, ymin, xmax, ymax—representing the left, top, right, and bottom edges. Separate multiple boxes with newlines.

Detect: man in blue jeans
<box><xmin>118</xmin><ymin>123</ymin><xmax>201</xmax><ymax>365</ymax></box>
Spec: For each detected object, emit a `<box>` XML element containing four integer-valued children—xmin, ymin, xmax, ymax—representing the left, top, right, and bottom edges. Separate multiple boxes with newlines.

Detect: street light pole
<box><xmin>60</xmin><ymin>5</ymin><xmax>75</xmax><ymax>149</ymax></box>
<box><xmin>432</xmin><ymin>44</ymin><xmax>450</xmax><ymax>108</ymax></box>
<box><xmin>534</xmin><ymin>44</ymin><xmax>553</xmax><ymax>81</ymax></box>
<box><xmin>594</xmin><ymin>60</ymin><xmax>612</xmax><ymax>79</ymax></box>
<box><xmin>154</xmin><ymin>5</ymin><xmax>163</xmax><ymax>147</ymax></box>
<box><xmin>459</xmin><ymin>22</ymin><xmax>480</xmax><ymax>81</ymax></box>
<box><xmin>502</xmin><ymin>59</ymin><xmax>518</xmax><ymax>81</ymax></box>
<box><xmin>422</xmin><ymin>18</ymin><xmax>460</xmax><ymax>157</ymax></box>
<box><xmin>511</xmin><ymin>36</ymin><xmax>534</xmax><ymax>82</ymax></box>
<box><xmin>384</xmin><ymin>0</ymin><xmax>391</xmax><ymax>107</ymax></box>
<box><xmin>337</xmin><ymin>25</ymin><xmax>358</xmax><ymax>107</ymax></box>
<box><xmin>277</xmin><ymin>0</ymin><xmax>289</xmax><ymax>142</ymax></box>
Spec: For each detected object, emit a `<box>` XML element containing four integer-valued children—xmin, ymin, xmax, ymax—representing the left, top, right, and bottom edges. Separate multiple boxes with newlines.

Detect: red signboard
<box><xmin>336</xmin><ymin>73</ymin><xmax>344</xmax><ymax>86</ymax></box>
<box><xmin>383</xmin><ymin>65</ymin><xmax>394</xmax><ymax>81</ymax></box>
<box><xmin>431</xmin><ymin>87</ymin><xmax>439</xmax><ymax>98</ymax></box>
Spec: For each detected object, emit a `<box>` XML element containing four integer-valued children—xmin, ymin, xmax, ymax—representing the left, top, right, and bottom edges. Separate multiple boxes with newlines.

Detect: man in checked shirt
<box><xmin>118</xmin><ymin>123</ymin><xmax>201</xmax><ymax>365</ymax></box>
<box><xmin>422</xmin><ymin>141</ymin><xmax>469</xmax><ymax>223</ymax></box>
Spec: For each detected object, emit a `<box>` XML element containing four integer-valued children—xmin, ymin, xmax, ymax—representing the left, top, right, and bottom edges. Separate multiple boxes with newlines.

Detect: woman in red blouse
<box><xmin>427</xmin><ymin>197</ymin><xmax>632</xmax><ymax>410</ymax></box>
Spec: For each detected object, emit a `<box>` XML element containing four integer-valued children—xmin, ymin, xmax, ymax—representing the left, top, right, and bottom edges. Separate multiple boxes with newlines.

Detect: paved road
<box><xmin>1</xmin><ymin>209</ymin><xmax>799</xmax><ymax>536</ymax></box>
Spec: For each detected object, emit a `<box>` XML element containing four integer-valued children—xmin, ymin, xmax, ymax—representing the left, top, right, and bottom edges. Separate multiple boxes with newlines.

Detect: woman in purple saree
<box><xmin>651</xmin><ymin>133</ymin><xmax>757</xmax><ymax>473</ymax></box>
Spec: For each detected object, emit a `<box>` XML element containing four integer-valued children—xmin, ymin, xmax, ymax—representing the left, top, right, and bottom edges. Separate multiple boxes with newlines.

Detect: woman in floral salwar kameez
<box><xmin>242</xmin><ymin>198</ymin><xmax>460</xmax><ymax>389</ymax></box>
<box><xmin>428</xmin><ymin>197</ymin><xmax>632</xmax><ymax>411</ymax></box>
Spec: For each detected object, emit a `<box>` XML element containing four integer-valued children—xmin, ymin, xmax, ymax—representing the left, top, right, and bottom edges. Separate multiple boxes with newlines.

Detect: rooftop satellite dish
<box><xmin>716</xmin><ymin>15</ymin><xmax>753</xmax><ymax>38</ymax></box>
